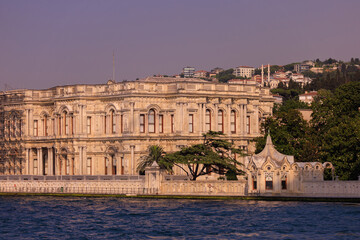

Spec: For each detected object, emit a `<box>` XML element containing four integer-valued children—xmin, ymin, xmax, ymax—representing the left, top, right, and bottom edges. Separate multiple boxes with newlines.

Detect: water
<box><xmin>0</xmin><ymin>196</ymin><xmax>360</xmax><ymax>239</ymax></box>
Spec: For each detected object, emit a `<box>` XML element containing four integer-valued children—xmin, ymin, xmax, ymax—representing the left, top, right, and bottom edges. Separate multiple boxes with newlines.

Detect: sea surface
<box><xmin>0</xmin><ymin>196</ymin><xmax>360</xmax><ymax>239</ymax></box>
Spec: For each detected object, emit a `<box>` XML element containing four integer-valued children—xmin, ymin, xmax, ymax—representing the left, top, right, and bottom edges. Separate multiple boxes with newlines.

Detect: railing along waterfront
<box><xmin>0</xmin><ymin>185</ymin><xmax>158</xmax><ymax>195</ymax></box>
<box><xmin>0</xmin><ymin>175</ymin><xmax>145</xmax><ymax>181</ymax></box>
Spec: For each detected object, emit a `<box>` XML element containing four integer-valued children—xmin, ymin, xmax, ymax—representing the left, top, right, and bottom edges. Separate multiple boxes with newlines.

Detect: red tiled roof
<box><xmin>300</xmin><ymin>91</ymin><xmax>318</xmax><ymax>96</ymax></box>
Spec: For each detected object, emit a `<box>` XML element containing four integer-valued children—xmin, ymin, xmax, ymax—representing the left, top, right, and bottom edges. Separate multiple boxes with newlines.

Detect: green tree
<box><xmin>164</xmin><ymin>131</ymin><xmax>244</xmax><ymax>180</ymax></box>
<box><xmin>216</xmin><ymin>69</ymin><xmax>235</xmax><ymax>83</ymax></box>
<box><xmin>311</xmin><ymin>82</ymin><xmax>360</xmax><ymax>179</ymax></box>
<box><xmin>136</xmin><ymin>145</ymin><xmax>172</xmax><ymax>174</ymax></box>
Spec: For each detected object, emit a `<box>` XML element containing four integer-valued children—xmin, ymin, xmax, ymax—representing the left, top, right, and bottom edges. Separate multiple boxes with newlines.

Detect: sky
<box><xmin>1</xmin><ymin>0</ymin><xmax>360</xmax><ymax>90</ymax></box>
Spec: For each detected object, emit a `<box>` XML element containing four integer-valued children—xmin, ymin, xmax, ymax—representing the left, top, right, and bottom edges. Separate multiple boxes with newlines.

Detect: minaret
<box><xmin>267</xmin><ymin>64</ymin><xmax>270</xmax><ymax>82</ymax></box>
<box><xmin>261</xmin><ymin>64</ymin><xmax>264</xmax><ymax>86</ymax></box>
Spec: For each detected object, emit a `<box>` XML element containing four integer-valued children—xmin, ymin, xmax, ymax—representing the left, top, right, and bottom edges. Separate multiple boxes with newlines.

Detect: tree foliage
<box><xmin>216</xmin><ymin>69</ymin><xmax>235</xmax><ymax>83</ymax></box>
<box><xmin>254</xmin><ymin>81</ymin><xmax>360</xmax><ymax>180</ymax></box>
<box><xmin>136</xmin><ymin>145</ymin><xmax>172</xmax><ymax>174</ymax></box>
<box><xmin>164</xmin><ymin>131</ymin><xmax>245</xmax><ymax>180</ymax></box>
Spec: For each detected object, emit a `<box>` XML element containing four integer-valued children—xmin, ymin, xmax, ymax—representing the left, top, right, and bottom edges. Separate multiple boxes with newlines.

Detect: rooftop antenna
<box><xmin>112</xmin><ymin>51</ymin><xmax>115</xmax><ymax>81</ymax></box>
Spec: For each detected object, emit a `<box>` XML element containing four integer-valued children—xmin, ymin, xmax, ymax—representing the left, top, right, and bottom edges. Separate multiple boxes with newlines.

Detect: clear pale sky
<box><xmin>1</xmin><ymin>0</ymin><xmax>359</xmax><ymax>90</ymax></box>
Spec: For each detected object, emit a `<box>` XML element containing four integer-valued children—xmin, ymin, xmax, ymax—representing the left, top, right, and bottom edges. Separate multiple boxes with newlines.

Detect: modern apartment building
<box><xmin>234</xmin><ymin>66</ymin><xmax>255</xmax><ymax>78</ymax></box>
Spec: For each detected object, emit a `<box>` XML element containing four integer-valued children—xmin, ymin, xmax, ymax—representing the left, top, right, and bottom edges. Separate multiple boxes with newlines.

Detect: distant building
<box><xmin>294</xmin><ymin>64</ymin><xmax>311</xmax><ymax>73</ymax></box>
<box><xmin>272</xmin><ymin>94</ymin><xmax>283</xmax><ymax>104</ymax></box>
<box><xmin>299</xmin><ymin>91</ymin><xmax>318</xmax><ymax>104</ymax></box>
<box><xmin>211</xmin><ymin>67</ymin><xmax>224</xmax><ymax>74</ymax></box>
<box><xmin>182</xmin><ymin>67</ymin><xmax>195</xmax><ymax>78</ymax></box>
<box><xmin>234</xmin><ymin>66</ymin><xmax>255</xmax><ymax>78</ymax></box>
<box><xmin>291</xmin><ymin>73</ymin><xmax>312</xmax><ymax>87</ymax></box>
<box><xmin>310</xmin><ymin>67</ymin><xmax>324</xmax><ymax>74</ymax></box>
<box><xmin>193</xmin><ymin>70</ymin><xmax>208</xmax><ymax>78</ymax></box>
<box><xmin>303</xmin><ymin>60</ymin><xmax>315</xmax><ymax>67</ymax></box>
<box><xmin>273</xmin><ymin>72</ymin><xmax>288</xmax><ymax>79</ymax></box>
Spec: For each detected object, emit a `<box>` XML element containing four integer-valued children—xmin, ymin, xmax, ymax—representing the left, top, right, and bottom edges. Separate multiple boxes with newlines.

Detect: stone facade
<box><xmin>0</xmin><ymin>77</ymin><xmax>274</xmax><ymax>176</ymax></box>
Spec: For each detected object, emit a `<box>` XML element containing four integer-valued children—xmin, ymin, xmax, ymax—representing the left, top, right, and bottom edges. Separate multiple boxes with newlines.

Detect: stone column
<box><xmin>29</xmin><ymin>109</ymin><xmax>33</xmax><ymax>136</ymax></box>
<box><xmin>25</xmin><ymin>109</ymin><xmax>30</xmax><ymax>136</ymax></box>
<box><xmin>180</xmin><ymin>103</ymin><xmax>184</xmax><ymax>132</ymax></box>
<box><xmin>38</xmin><ymin>148</ymin><xmax>43</xmax><ymax>175</ymax></box>
<box><xmin>243</xmin><ymin>105</ymin><xmax>247</xmax><ymax>135</ymax></box>
<box><xmin>55</xmin><ymin>152</ymin><xmax>60</xmax><ymax>175</ymax></box>
<box><xmin>79</xmin><ymin>146</ymin><xmax>83</xmax><ymax>175</ymax></box>
<box><xmin>116</xmin><ymin>154</ymin><xmax>121</xmax><ymax>175</ymax></box>
<box><xmin>79</xmin><ymin>105</ymin><xmax>83</xmax><ymax>134</ymax></box>
<box><xmin>214</xmin><ymin>104</ymin><xmax>218</xmax><ymax>132</ymax></box>
<box><xmin>130</xmin><ymin>102</ymin><xmax>134</xmax><ymax>133</ymax></box>
<box><xmin>254</xmin><ymin>105</ymin><xmax>259</xmax><ymax>134</ymax></box>
<box><xmin>130</xmin><ymin>145</ymin><xmax>135</xmax><ymax>175</ymax></box>
<box><xmin>26</xmin><ymin>148</ymin><xmax>30</xmax><ymax>175</ymax></box>
<box><xmin>48</xmin><ymin>148</ymin><xmax>53</xmax><ymax>176</ymax></box>
<box><xmin>227</xmin><ymin>104</ymin><xmax>231</xmax><ymax>135</ymax></box>
<box><xmin>202</xmin><ymin>104</ymin><xmax>206</xmax><ymax>133</ymax></box>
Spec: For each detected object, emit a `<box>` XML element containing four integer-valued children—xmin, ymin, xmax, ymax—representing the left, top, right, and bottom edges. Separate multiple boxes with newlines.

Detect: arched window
<box><xmin>205</xmin><ymin>109</ymin><xmax>211</xmax><ymax>131</ymax></box>
<box><xmin>148</xmin><ymin>109</ymin><xmax>155</xmax><ymax>133</ymax></box>
<box><xmin>230</xmin><ymin>110</ymin><xmax>236</xmax><ymax>133</ymax></box>
<box><xmin>218</xmin><ymin>110</ymin><xmax>224</xmax><ymax>133</ymax></box>
<box><xmin>110</xmin><ymin>110</ymin><xmax>116</xmax><ymax>133</ymax></box>
<box><xmin>63</xmin><ymin>111</ymin><xmax>68</xmax><ymax>135</ymax></box>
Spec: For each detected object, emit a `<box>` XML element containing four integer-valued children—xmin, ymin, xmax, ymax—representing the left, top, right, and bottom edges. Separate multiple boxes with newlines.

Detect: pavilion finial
<box><xmin>266</xmin><ymin>132</ymin><xmax>273</xmax><ymax>145</ymax></box>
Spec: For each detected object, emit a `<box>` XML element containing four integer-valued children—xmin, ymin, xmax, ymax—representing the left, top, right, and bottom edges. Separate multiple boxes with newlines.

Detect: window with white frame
<box><xmin>148</xmin><ymin>109</ymin><xmax>155</xmax><ymax>133</ymax></box>
<box><xmin>189</xmin><ymin>114</ymin><xmax>194</xmax><ymax>133</ymax></box>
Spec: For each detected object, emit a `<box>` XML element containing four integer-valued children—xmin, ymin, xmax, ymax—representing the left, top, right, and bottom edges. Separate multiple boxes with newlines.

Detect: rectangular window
<box><xmin>205</xmin><ymin>110</ymin><xmax>211</xmax><ymax>131</ymax></box>
<box><xmin>218</xmin><ymin>111</ymin><xmax>224</xmax><ymax>133</ymax></box>
<box><xmin>65</xmin><ymin>116</ymin><xmax>69</xmax><ymax>135</ymax></box>
<box><xmin>44</xmin><ymin>116</ymin><xmax>48</xmax><ymax>136</ymax></box>
<box><xmin>120</xmin><ymin>115</ymin><xmax>123</xmax><ymax>133</ymax></box>
<box><xmin>246</xmin><ymin>116</ymin><xmax>250</xmax><ymax>134</ymax></box>
<box><xmin>66</xmin><ymin>158</ymin><xmax>70</xmax><ymax>175</ymax></box>
<box><xmin>230</xmin><ymin>111</ymin><xmax>236</xmax><ymax>133</ymax></box>
<box><xmin>104</xmin><ymin>116</ymin><xmax>107</xmax><ymax>134</ymax></box>
<box><xmin>87</xmin><ymin>117</ymin><xmax>91</xmax><ymax>134</ymax></box>
<box><xmin>140</xmin><ymin>114</ymin><xmax>145</xmax><ymax>133</ymax></box>
<box><xmin>148</xmin><ymin>110</ymin><xmax>155</xmax><ymax>133</ymax></box>
<box><xmin>171</xmin><ymin>114</ymin><xmax>174</xmax><ymax>133</ymax></box>
<box><xmin>189</xmin><ymin>114</ymin><xmax>194</xmax><ymax>133</ymax></box>
<box><xmin>7</xmin><ymin>120</ymin><xmax>10</xmax><ymax>137</ymax></box>
<box><xmin>252</xmin><ymin>176</ymin><xmax>257</xmax><ymax>190</ymax></box>
<box><xmin>33</xmin><ymin>120</ymin><xmax>38</xmax><ymax>136</ymax></box>
<box><xmin>52</xmin><ymin>119</ymin><xmax>55</xmax><ymax>136</ymax></box>
<box><xmin>33</xmin><ymin>159</ymin><xmax>38</xmax><ymax>175</ymax></box>
<box><xmin>266</xmin><ymin>181</ymin><xmax>273</xmax><ymax>190</ymax></box>
<box><xmin>11</xmin><ymin>119</ymin><xmax>15</xmax><ymax>138</ymax></box>
<box><xmin>87</xmin><ymin>157</ymin><xmax>92</xmax><ymax>175</ymax></box>
<box><xmin>111</xmin><ymin>112</ymin><xmax>116</xmax><ymax>134</ymax></box>
<box><xmin>71</xmin><ymin>116</ymin><xmax>74</xmax><ymax>135</ymax></box>
<box><xmin>18</xmin><ymin>119</ymin><xmax>22</xmax><ymax>137</ymax></box>
<box><xmin>281</xmin><ymin>180</ymin><xmax>287</xmax><ymax>190</ymax></box>
<box><xmin>120</xmin><ymin>157</ymin><xmax>124</xmax><ymax>175</ymax></box>
<box><xmin>265</xmin><ymin>173</ymin><xmax>273</xmax><ymax>190</ymax></box>
<box><xmin>159</xmin><ymin>114</ymin><xmax>164</xmax><ymax>133</ymax></box>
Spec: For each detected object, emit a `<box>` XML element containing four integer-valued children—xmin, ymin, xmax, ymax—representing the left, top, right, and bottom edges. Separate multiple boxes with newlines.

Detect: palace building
<box><xmin>0</xmin><ymin>77</ymin><xmax>274</xmax><ymax>176</ymax></box>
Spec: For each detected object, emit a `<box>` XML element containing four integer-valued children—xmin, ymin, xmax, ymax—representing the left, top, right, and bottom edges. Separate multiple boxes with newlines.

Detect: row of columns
<box><xmin>25</xmin><ymin>146</ymin><xmax>87</xmax><ymax>175</ymax></box>
<box><xmin>23</xmin><ymin>145</ymin><xmax>136</xmax><ymax>176</ymax></box>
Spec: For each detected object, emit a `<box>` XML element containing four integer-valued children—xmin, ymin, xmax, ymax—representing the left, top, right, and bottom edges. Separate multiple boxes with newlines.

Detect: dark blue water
<box><xmin>0</xmin><ymin>196</ymin><xmax>360</xmax><ymax>239</ymax></box>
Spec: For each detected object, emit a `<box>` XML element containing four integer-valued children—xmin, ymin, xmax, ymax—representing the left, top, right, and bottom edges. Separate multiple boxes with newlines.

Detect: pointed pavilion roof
<box><xmin>246</xmin><ymin>135</ymin><xmax>294</xmax><ymax>168</ymax></box>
